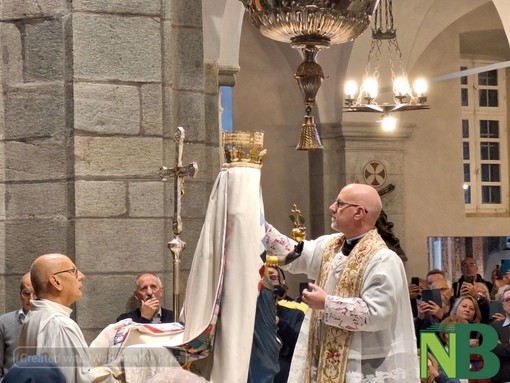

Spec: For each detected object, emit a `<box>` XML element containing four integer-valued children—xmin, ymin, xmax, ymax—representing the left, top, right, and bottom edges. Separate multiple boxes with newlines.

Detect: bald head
<box><xmin>30</xmin><ymin>253</ymin><xmax>84</xmax><ymax>307</ymax></box>
<box><xmin>31</xmin><ymin>254</ymin><xmax>68</xmax><ymax>296</ymax></box>
<box><xmin>329</xmin><ymin>183</ymin><xmax>382</xmax><ymax>238</ymax></box>
<box><xmin>342</xmin><ymin>184</ymin><xmax>382</xmax><ymax>226</ymax></box>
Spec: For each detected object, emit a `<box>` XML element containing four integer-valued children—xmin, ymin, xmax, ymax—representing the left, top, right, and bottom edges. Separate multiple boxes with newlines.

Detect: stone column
<box><xmin>0</xmin><ymin>1</ymin><xmax>74</xmax><ymax>312</ymax></box>
<box><xmin>0</xmin><ymin>0</ymin><xmax>217</xmax><ymax>342</ymax></box>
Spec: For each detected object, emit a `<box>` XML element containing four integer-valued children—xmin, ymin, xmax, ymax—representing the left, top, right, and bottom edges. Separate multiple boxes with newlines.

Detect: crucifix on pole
<box><xmin>158</xmin><ymin>127</ymin><xmax>198</xmax><ymax>321</ymax></box>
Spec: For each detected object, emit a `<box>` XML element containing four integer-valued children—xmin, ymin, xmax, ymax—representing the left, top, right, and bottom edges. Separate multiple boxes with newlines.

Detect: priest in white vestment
<box><xmin>20</xmin><ymin>299</ymin><xmax>96</xmax><ymax>383</ymax></box>
<box><xmin>266</xmin><ymin>183</ymin><xmax>419</xmax><ymax>383</ymax></box>
<box><xmin>19</xmin><ymin>254</ymin><xmax>119</xmax><ymax>383</ymax></box>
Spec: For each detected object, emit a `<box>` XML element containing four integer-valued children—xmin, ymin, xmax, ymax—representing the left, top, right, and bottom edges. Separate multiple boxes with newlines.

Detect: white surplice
<box><xmin>19</xmin><ymin>299</ymin><xmax>96</xmax><ymax>383</ymax></box>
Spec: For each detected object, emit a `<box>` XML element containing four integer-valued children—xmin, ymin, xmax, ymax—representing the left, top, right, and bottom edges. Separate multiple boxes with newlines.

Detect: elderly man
<box><xmin>0</xmin><ymin>273</ymin><xmax>34</xmax><ymax>378</ymax></box>
<box><xmin>18</xmin><ymin>253</ymin><xmax>117</xmax><ymax>383</ymax></box>
<box><xmin>117</xmin><ymin>273</ymin><xmax>173</xmax><ymax>323</ymax></box>
<box><xmin>266</xmin><ymin>183</ymin><xmax>419</xmax><ymax>382</ymax></box>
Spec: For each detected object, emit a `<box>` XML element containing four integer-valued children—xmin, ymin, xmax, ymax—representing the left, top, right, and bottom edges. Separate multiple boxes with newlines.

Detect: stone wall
<box><xmin>0</xmin><ymin>0</ymin><xmax>219</xmax><ymax>341</ymax></box>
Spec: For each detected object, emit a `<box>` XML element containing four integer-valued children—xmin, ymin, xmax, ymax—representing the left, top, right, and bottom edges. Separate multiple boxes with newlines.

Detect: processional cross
<box><xmin>158</xmin><ymin>127</ymin><xmax>198</xmax><ymax>321</ymax></box>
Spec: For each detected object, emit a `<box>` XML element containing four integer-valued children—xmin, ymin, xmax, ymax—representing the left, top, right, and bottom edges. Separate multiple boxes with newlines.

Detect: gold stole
<box><xmin>304</xmin><ymin>228</ymin><xmax>387</xmax><ymax>383</ymax></box>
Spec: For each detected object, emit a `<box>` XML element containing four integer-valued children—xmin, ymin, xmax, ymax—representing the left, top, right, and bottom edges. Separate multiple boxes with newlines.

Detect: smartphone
<box><xmin>464</xmin><ymin>275</ymin><xmax>476</xmax><ymax>284</ymax></box>
<box><xmin>501</xmin><ymin>259</ymin><xmax>510</xmax><ymax>277</ymax></box>
<box><xmin>421</xmin><ymin>289</ymin><xmax>442</xmax><ymax>307</ymax></box>
<box><xmin>411</xmin><ymin>277</ymin><xmax>420</xmax><ymax>286</ymax></box>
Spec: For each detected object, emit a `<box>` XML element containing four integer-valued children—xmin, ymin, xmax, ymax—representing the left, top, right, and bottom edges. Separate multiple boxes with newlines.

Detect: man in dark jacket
<box><xmin>452</xmin><ymin>257</ymin><xmax>492</xmax><ymax>298</ymax></box>
<box><xmin>117</xmin><ymin>273</ymin><xmax>173</xmax><ymax>324</ymax></box>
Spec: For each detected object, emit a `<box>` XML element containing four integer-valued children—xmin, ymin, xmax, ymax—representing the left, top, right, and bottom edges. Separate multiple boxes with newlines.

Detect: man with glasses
<box><xmin>265</xmin><ymin>183</ymin><xmax>418</xmax><ymax>382</ymax></box>
<box><xmin>18</xmin><ymin>253</ymin><xmax>118</xmax><ymax>383</ymax></box>
<box><xmin>453</xmin><ymin>257</ymin><xmax>493</xmax><ymax>298</ymax></box>
<box><xmin>117</xmin><ymin>273</ymin><xmax>173</xmax><ymax>324</ymax></box>
<box><xmin>414</xmin><ymin>278</ymin><xmax>454</xmax><ymax>347</ymax></box>
<box><xmin>0</xmin><ymin>273</ymin><xmax>33</xmax><ymax>378</ymax></box>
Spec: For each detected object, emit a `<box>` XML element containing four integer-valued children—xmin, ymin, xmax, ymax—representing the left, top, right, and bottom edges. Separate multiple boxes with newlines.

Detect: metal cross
<box><xmin>159</xmin><ymin>127</ymin><xmax>198</xmax><ymax>321</ymax></box>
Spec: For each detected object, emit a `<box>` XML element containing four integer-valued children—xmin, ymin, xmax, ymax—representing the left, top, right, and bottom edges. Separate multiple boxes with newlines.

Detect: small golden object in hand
<box><xmin>289</xmin><ymin>204</ymin><xmax>306</xmax><ymax>242</ymax></box>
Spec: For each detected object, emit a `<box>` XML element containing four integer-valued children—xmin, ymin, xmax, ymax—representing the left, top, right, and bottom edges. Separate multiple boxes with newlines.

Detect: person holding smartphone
<box><xmin>414</xmin><ymin>278</ymin><xmax>454</xmax><ymax>347</ymax></box>
<box><xmin>452</xmin><ymin>257</ymin><xmax>493</xmax><ymax>298</ymax></box>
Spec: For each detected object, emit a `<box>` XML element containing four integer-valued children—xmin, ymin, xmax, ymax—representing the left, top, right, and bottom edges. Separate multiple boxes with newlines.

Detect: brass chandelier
<box><xmin>343</xmin><ymin>0</ymin><xmax>429</xmax><ymax>131</ymax></box>
<box><xmin>239</xmin><ymin>0</ymin><xmax>380</xmax><ymax>150</ymax></box>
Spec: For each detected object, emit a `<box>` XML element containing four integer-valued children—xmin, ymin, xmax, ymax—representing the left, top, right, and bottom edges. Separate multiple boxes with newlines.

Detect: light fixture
<box><xmin>380</xmin><ymin>114</ymin><xmax>397</xmax><ymax>132</ymax></box>
<box><xmin>239</xmin><ymin>0</ymin><xmax>380</xmax><ymax>150</ymax></box>
<box><xmin>344</xmin><ymin>0</ymin><xmax>430</xmax><ymax>127</ymax></box>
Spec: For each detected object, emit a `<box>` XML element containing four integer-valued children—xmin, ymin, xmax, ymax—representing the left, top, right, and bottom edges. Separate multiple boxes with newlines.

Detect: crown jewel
<box><xmin>222</xmin><ymin>131</ymin><xmax>267</xmax><ymax>167</ymax></box>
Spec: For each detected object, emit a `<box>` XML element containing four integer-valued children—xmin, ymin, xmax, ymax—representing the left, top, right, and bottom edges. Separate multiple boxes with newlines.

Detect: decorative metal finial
<box><xmin>289</xmin><ymin>204</ymin><xmax>306</xmax><ymax>242</ymax></box>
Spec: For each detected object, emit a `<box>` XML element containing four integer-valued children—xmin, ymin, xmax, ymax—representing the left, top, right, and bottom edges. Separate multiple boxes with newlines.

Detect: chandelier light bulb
<box><xmin>463</xmin><ymin>183</ymin><xmax>469</xmax><ymax>190</ymax></box>
<box><xmin>381</xmin><ymin>115</ymin><xmax>397</xmax><ymax>132</ymax></box>
<box><xmin>413</xmin><ymin>78</ymin><xmax>428</xmax><ymax>96</ymax></box>
<box><xmin>393</xmin><ymin>77</ymin><xmax>409</xmax><ymax>96</ymax></box>
<box><xmin>363</xmin><ymin>77</ymin><xmax>378</xmax><ymax>99</ymax></box>
<box><xmin>344</xmin><ymin>80</ymin><xmax>358</xmax><ymax>99</ymax></box>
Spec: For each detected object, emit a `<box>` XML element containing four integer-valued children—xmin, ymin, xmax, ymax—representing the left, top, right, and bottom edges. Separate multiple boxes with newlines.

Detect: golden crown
<box><xmin>222</xmin><ymin>131</ymin><xmax>267</xmax><ymax>167</ymax></box>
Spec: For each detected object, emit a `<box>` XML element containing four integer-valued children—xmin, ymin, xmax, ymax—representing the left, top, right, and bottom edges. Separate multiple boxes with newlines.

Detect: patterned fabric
<box><xmin>305</xmin><ymin>229</ymin><xmax>386</xmax><ymax>383</ymax></box>
<box><xmin>266</xmin><ymin>225</ymin><xmax>420</xmax><ymax>382</ymax></box>
<box><xmin>323</xmin><ymin>297</ymin><xmax>368</xmax><ymax>330</ymax></box>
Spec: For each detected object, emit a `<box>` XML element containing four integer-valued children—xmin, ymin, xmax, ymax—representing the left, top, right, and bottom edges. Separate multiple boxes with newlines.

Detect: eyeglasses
<box><xmin>21</xmin><ymin>290</ymin><xmax>34</xmax><ymax>297</ymax></box>
<box><xmin>53</xmin><ymin>266</ymin><xmax>79</xmax><ymax>279</ymax></box>
<box><xmin>502</xmin><ymin>298</ymin><xmax>510</xmax><ymax>303</ymax></box>
<box><xmin>335</xmin><ymin>199</ymin><xmax>368</xmax><ymax>214</ymax></box>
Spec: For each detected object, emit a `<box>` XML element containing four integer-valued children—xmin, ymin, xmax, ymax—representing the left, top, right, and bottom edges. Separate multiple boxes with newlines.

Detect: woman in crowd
<box><xmin>449</xmin><ymin>296</ymin><xmax>488</xmax><ymax>383</ymax></box>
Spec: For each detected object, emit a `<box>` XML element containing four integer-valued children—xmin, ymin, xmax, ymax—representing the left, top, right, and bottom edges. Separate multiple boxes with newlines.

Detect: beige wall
<box><xmin>0</xmin><ymin>0</ymin><xmax>219</xmax><ymax>342</ymax></box>
<box><xmin>233</xmin><ymin>1</ymin><xmax>510</xmax><ymax>290</ymax></box>
<box><xmin>403</xmin><ymin>2</ymin><xmax>510</xmax><ymax>279</ymax></box>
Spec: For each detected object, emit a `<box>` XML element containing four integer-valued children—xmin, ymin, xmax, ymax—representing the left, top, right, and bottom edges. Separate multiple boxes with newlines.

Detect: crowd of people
<box><xmin>0</xmin><ymin>182</ymin><xmax>508</xmax><ymax>383</ymax></box>
<box><xmin>412</xmin><ymin>258</ymin><xmax>510</xmax><ymax>383</ymax></box>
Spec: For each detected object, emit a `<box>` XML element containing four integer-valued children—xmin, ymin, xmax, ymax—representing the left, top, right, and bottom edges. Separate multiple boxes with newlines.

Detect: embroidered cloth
<box><xmin>267</xmin><ymin>226</ymin><xmax>419</xmax><ymax>383</ymax></box>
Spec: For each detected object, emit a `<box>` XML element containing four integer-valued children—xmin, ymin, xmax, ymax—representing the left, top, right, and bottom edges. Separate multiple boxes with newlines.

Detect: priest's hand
<box><xmin>140</xmin><ymin>297</ymin><xmax>160</xmax><ymax>320</ymax></box>
<box><xmin>301</xmin><ymin>282</ymin><xmax>326</xmax><ymax>310</ymax></box>
<box><xmin>283</xmin><ymin>241</ymin><xmax>304</xmax><ymax>265</ymax></box>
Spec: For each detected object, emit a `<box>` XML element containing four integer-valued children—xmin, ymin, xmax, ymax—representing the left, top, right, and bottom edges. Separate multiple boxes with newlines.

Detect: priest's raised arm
<box><xmin>265</xmin><ymin>183</ymin><xmax>419</xmax><ymax>383</ymax></box>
